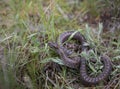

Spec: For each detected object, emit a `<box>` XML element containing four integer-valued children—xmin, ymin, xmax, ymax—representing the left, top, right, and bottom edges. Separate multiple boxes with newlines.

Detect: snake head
<box><xmin>48</xmin><ymin>42</ymin><xmax>59</xmax><ymax>50</ymax></box>
<box><xmin>48</xmin><ymin>42</ymin><xmax>65</xmax><ymax>55</ymax></box>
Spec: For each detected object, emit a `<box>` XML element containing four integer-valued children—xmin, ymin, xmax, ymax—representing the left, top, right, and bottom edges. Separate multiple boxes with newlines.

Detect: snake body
<box><xmin>80</xmin><ymin>56</ymin><xmax>112</xmax><ymax>85</ymax></box>
<box><xmin>58</xmin><ymin>31</ymin><xmax>87</xmax><ymax>51</ymax></box>
<box><xmin>48</xmin><ymin>31</ymin><xmax>112</xmax><ymax>85</ymax></box>
<box><xmin>58</xmin><ymin>31</ymin><xmax>85</xmax><ymax>44</ymax></box>
<box><xmin>48</xmin><ymin>42</ymin><xmax>80</xmax><ymax>68</ymax></box>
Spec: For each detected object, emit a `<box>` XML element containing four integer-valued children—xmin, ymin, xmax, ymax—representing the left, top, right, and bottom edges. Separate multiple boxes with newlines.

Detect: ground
<box><xmin>0</xmin><ymin>0</ymin><xmax>120</xmax><ymax>89</ymax></box>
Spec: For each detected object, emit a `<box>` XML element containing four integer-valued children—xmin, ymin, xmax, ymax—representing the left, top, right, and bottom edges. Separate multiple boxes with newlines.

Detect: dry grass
<box><xmin>0</xmin><ymin>0</ymin><xmax>120</xmax><ymax>89</ymax></box>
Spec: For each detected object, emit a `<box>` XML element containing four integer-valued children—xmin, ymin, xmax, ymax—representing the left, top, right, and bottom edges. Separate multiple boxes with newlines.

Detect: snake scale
<box><xmin>48</xmin><ymin>31</ymin><xmax>112</xmax><ymax>85</ymax></box>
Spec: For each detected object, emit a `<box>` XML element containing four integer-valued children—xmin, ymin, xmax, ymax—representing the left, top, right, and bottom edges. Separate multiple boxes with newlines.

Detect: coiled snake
<box><xmin>48</xmin><ymin>31</ymin><xmax>112</xmax><ymax>85</ymax></box>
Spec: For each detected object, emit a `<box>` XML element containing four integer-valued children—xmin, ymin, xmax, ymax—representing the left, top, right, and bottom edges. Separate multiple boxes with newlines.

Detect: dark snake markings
<box><xmin>80</xmin><ymin>56</ymin><xmax>112</xmax><ymax>85</ymax></box>
<box><xmin>48</xmin><ymin>31</ymin><xmax>112</xmax><ymax>85</ymax></box>
<box><xmin>58</xmin><ymin>31</ymin><xmax>87</xmax><ymax>51</ymax></box>
<box><xmin>48</xmin><ymin>42</ymin><xmax>81</xmax><ymax>68</ymax></box>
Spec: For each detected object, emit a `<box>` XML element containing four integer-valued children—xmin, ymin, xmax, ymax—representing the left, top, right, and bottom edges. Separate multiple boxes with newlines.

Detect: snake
<box><xmin>48</xmin><ymin>31</ymin><xmax>112</xmax><ymax>85</ymax></box>
<box><xmin>58</xmin><ymin>31</ymin><xmax>87</xmax><ymax>51</ymax></box>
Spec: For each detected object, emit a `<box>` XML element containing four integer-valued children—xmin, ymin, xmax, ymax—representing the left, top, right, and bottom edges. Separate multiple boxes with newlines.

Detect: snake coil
<box><xmin>48</xmin><ymin>31</ymin><xmax>112</xmax><ymax>86</ymax></box>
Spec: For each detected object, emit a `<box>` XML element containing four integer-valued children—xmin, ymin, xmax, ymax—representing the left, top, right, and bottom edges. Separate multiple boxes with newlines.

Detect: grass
<box><xmin>0</xmin><ymin>0</ymin><xmax>120</xmax><ymax>89</ymax></box>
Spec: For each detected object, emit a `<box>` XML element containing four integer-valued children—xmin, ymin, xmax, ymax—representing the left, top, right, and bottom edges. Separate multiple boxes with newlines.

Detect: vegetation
<box><xmin>0</xmin><ymin>0</ymin><xmax>120</xmax><ymax>89</ymax></box>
